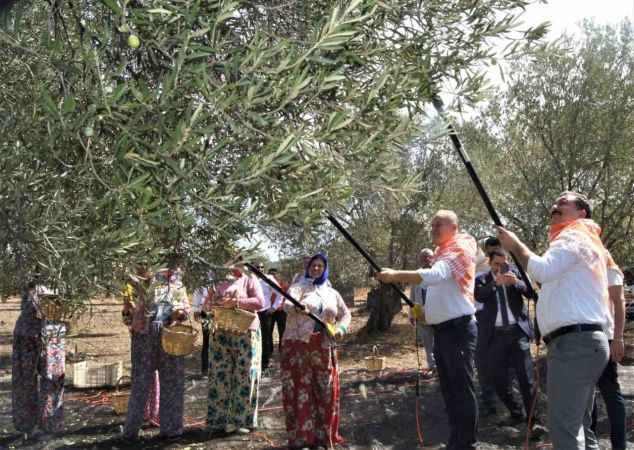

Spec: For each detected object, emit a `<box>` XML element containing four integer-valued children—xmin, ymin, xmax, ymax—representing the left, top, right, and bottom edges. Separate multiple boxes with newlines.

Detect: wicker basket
<box><xmin>161</xmin><ymin>322</ymin><xmax>197</xmax><ymax>357</ymax></box>
<box><xmin>111</xmin><ymin>376</ymin><xmax>131</xmax><ymax>415</ymax></box>
<box><xmin>365</xmin><ymin>345</ymin><xmax>386</xmax><ymax>372</ymax></box>
<box><xmin>38</xmin><ymin>295</ymin><xmax>64</xmax><ymax>321</ymax></box>
<box><xmin>212</xmin><ymin>307</ymin><xmax>256</xmax><ymax>334</ymax></box>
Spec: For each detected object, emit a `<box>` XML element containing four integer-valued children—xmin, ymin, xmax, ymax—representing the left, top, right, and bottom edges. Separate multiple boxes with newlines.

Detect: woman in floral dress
<box><xmin>206</xmin><ymin>265</ymin><xmax>264</xmax><ymax>435</ymax></box>
<box><xmin>12</xmin><ymin>283</ymin><xmax>66</xmax><ymax>439</ymax></box>
<box><xmin>121</xmin><ymin>265</ymin><xmax>190</xmax><ymax>440</ymax></box>
<box><xmin>282</xmin><ymin>252</ymin><xmax>351</xmax><ymax>449</ymax></box>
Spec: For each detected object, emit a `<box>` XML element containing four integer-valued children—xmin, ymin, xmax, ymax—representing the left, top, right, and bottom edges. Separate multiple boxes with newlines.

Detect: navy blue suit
<box><xmin>474</xmin><ymin>269</ymin><xmax>535</xmax><ymax>420</ymax></box>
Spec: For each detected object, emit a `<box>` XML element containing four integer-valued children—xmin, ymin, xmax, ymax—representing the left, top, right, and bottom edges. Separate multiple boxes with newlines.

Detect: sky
<box><xmin>521</xmin><ymin>0</ymin><xmax>633</xmax><ymax>38</ymax></box>
<box><xmin>251</xmin><ymin>1</ymin><xmax>634</xmax><ymax>263</ymax></box>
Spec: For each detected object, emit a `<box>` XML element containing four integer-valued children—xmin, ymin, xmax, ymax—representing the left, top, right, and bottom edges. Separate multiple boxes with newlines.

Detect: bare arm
<box><xmin>496</xmin><ymin>227</ymin><xmax>532</xmax><ymax>270</ymax></box>
<box><xmin>609</xmin><ymin>284</ymin><xmax>625</xmax><ymax>363</ymax></box>
<box><xmin>375</xmin><ymin>269</ymin><xmax>422</xmax><ymax>285</ymax></box>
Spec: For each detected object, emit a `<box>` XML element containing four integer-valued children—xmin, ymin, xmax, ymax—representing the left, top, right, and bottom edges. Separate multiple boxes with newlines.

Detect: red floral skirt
<box><xmin>281</xmin><ymin>333</ymin><xmax>343</xmax><ymax>448</ymax></box>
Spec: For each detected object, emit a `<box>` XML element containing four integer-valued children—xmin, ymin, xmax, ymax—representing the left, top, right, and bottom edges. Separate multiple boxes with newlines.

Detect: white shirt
<box><xmin>527</xmin><ymin>247</ymin><xmax>610</xmax><ymax>336</ymax></box>
<box><xmin>604</xmin><ymin>268</ymin><xmax>624</xmax><ymax>339</ymax></box>
<box><xmin>259</xmin><ymin>275</ymin><xmax>282</xmax><ymax>311</ymax></box>
<box><xmin>474</xmin><ymin>250</ymin><xmax>489</xmax><ymax>312</ymax></box>
<box><xmin>192</xmin><ymin>286</ymin><xmax>208</xmax><ymax>313</ymax></box>
<box><xmin>417</xmin><ymin>261</ymin><xmax>476</xmax><ymax>325</ymax></box>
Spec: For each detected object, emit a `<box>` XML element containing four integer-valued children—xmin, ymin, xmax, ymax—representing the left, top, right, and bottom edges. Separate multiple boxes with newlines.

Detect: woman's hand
<box><xmin>218</xmin><ymin>296</ymin><xmax>238</xmax><ymax>308</ymax></box>
<box><xmin>170</xmin><ymin>309</ymin><xmax>187</xmax><ymax>322</ymax></box>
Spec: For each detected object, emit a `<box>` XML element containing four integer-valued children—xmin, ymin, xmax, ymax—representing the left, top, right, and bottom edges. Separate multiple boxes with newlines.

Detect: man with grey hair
<box><xmin>377</xmin><ymin>210</ymin><xmax>479</xmax><ymax>449</ymax></box>
<box><xmin>409</xmin><ymin>248</ymin><xmax>436</xmax><ymax>377</ymax></box>
<box><xmin>497</xmin><ymin>191</ymin><xmax>612</xmax><ymax>450</ymax></box>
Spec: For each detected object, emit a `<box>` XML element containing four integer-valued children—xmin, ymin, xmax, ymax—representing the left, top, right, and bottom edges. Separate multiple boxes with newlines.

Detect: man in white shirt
<box><xmin>192</xmin><ymin>272</ymin><xmax>214</xmax><ymax>375</ymax></box>
<box><xmin>590</xmin><ymin>261</ymin><xmax>627</xmax><ymax>450</ymax></box>
<box><xmin>377</xmin><ymin>210</ymin><xmax>478</xmax><ymax>450</ymax></box>
<box><xmin>257</xmin><ymin>263</ymin><xmax>282</xmax><ymax>371</ymax></box>
<box><xmin>409</xmin><ymin>248</ymin><xmax>436</xmax><ymax>376</ymax></box>
<box><xmin>497</xmin><ymin>191</ymin><xmax>611</xmax><ymax>450</ymax></box>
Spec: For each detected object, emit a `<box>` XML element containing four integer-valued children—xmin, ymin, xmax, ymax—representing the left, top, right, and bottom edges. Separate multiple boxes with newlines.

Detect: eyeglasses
<box><xmin>257</xmin><ymin>266</ymin><xmax>264</xmax><ymax>269</ymax></box>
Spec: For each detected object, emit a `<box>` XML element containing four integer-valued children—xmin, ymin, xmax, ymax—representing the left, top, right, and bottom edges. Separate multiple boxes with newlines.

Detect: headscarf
<box><xmin>433</xmin><ymin>232</ymin><xmax>478</xmax><ymax>301</ymax></box>
<box><xmin>304</xmin><ymin>252</ymin><xmax>329</xmax><ymax>286</ymax></box>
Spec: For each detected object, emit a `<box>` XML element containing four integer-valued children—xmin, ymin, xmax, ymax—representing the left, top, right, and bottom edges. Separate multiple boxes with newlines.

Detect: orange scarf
<box><xmin>548</xmin><ymin>218</ymin><xmax>621</xmax><ymax>289</ymax></box>
<box><xmin>433</xmin><ymin>232</ymin><xmax>477</xmax><ymax>301</ymax></box>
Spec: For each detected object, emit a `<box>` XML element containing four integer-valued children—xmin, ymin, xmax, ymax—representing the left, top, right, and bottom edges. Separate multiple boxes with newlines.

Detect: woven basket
<box><xmin>365</xmin><ymin>345</ymin><xmax>385</xmax><ymax>372</ymax></box>
<box><xmin>161</xmin><ymin>322</ymin><xmax>197</xmax><ymax>357</ymax></box>
<box><xmin>38</xmin><ymin>295</ymin><xmax>64</xmax><ymax>321</ymax></box>
<box><xmin>111</xmin><ymin>376</ymin><xmax>131</xmax><ymax>415</ymax></box>
<box><xmin>212</xmin><ymin>307</ymin><xmax>256</xmax><ymax>334</ymax></box>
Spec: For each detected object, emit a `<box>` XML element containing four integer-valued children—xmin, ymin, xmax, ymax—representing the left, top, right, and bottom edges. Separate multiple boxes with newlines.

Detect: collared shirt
<box><xmin>192</xmin><ymin>286</ymin><xmax>209</xmax><ymax>313</ymax></box>
<box><xmin>605</xmin><ymin>267</ymin><xmax>624</xmax><ymax>339</ymax></box>
<box><xmin>494</xmin><ymin>284</ymin><xmax>517</xmax><ymax>327</ymax></box>
<box><xmin>527</xmin><ymin>247</ymin><xmax>609</xmax><ymax>337</ymax></box>
<box><xmin>284</xmin><ymin>280</ymin><xmax>351</xmax><ymax>345</ymax></box>
<box><xmin>259</xmin><ymin>275</ymin><xmax>282</xmax><ymax>311</ymax></box>
<box><xmin>417</xmin><ymin>261</ymin><xmax>476</xmax><ymax>325</ymax></box>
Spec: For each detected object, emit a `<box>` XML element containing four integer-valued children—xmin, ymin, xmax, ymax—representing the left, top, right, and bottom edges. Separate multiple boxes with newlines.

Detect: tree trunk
<box><xmin>365</xmin><ymin>283</ymin><xmax>402</xmax><ymax>334</ymax></box>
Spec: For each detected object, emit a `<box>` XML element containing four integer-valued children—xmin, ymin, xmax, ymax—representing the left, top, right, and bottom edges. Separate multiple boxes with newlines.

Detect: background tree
<box><xmin>0</xmin><ymin>0</ymin><xmax>547</xmax><ymax>313</ymax></box>
<box><xmin>463</xmin><ymin>20</ymin><xmax>634</xmax><ymax>265</ymax></box>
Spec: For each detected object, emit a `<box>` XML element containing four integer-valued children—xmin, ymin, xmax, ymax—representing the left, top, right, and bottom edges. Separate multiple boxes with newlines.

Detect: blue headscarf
<box><xmin>305</xmin><ymin>252</ymin><xmax>329</xmax><ymax>286</ymax></box>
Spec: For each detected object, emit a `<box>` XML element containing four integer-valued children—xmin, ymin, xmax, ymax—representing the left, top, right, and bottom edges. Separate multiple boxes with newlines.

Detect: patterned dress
<box><xmin>12</xmin><ymin>287</ymin><xmax>66</xmax><ymax>434</ymax></box>
<box><xmin>206</xmin><ymin>274</ymin><xmax>264</xmax><ymax>432</ymax></box>
<box><xmin>282</xmin><ymin>279</ymin><xmax>351</xmax><ymax>448</ymax></box>
<box><xmin>122</xmin><ymin>269</ymin><xmax>190</xmax><ymax>439</ymax></box>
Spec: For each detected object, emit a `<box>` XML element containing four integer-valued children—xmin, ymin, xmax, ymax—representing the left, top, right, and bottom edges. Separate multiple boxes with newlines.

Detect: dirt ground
<box><xmin>1</xmin><ymin>296</ymin><xmax>633</xmax><ymax>450</ymax></box>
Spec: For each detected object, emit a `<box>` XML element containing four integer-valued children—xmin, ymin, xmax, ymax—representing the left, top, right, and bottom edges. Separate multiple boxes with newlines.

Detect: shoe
<box><xmin>237</xmin><ymin>427</ymin><xmax>250</xmax><ymax>435</ymax></box>
<box><xmin>500</xmin><ymin>413</ymin><xmax>525</xmax><ymax>427</ymax></box>
<box><xmin>225</xmin><ymin>424</ymin><xmax>237</xmax><ymax>434</ymax></box>
<box><xmin>208</xmin><ymin>428</ymin><xmax>228</xmax><ymax>439</ymax></box>
<box><xmin>157</xmin><ymin>433</ymin><xmax>183</xmax><ymax>442</ymax></box>
<box><xmin>111</xmin><ymin>433</ymin><xmax>140</xmax><ymax>445</ymax></box>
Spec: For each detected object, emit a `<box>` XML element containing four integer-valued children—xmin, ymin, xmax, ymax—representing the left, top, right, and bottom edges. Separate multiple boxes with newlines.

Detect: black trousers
<box><xmin>591</xmin><ymin>347</ymin><xmax>626</xmax><ymax>450</ymax></box>
<box><xmin>271</xmin><ymin>309</ymin><xmax>287</xmax><ymax>350</ymax></box>
<box><xmin>487</xmin><ymin>325</ymin><xmax>534</xmax><ymax>418</ymax></box>
<box><xmin>475</xmin><ymin>315</ymin><xmax>496</xmax><ymax>412</ymax></box>
<box><xmin>434</xmin><ymin>317</ymin><xmax>478</xmax><ymax>450</ymax></box>
<box><xmin>259</xmin><ymin>309</ymin><xmax>288</xmax><ymax>370</ymax></box>
<box><xmin>201</xmin><ymin>319</ymin><xmax>211</xmax><ymax>374</ymax></box>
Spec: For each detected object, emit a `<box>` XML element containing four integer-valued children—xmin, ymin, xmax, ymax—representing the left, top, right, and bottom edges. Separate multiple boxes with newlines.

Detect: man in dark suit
<box><xmin>474</xmin><ymin>248</ymin><xmax>535</xmax><ymax>425</ymax></box>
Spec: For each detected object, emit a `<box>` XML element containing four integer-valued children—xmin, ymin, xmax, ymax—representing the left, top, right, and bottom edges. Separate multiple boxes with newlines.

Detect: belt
<box><xmin>432</xmin><ymin>315</ymin><xmax>472</xmax><ymax>331</ymax></box>
<box><xmin>543</xmin><ymin>323</ymin><xmax>604</xmax><ymax>345</ymax></box>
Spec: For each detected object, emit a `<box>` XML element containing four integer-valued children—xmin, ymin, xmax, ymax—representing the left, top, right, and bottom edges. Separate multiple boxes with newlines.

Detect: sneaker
<box><xmin>225</xmin><ymin>424</ymin><xmax>237</xmax><ymax>434</ymax></box>
<box><xmin>237</xmin><ymin>427</ymin><xmax>250</xmax><ymax>435</ymax></box>
<box><xmin>500</xmin><ymin>413</ymin><xmax>525</xmax><ymax>427</ymax></box>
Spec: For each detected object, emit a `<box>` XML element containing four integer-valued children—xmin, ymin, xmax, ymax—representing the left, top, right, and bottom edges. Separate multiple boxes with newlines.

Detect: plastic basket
<box><xmin>211</xmin><ymin>307</ymin><xmax>256</xmax><ymax>334</ymax></box>
<box><xmin>72</xmin><ymin>360</ymin><xmax>123</xmax><ymax>388</ymax></box>
<box><xmin>161</xmin><ymin>322</ymin><xmax>198</xmax><ymax>357</ymax></box>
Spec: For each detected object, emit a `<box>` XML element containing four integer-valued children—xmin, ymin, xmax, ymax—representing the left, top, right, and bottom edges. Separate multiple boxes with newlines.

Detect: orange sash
<box><xmin>548</xmin><ymin>218</ymin><xmax>621</xmax><ymax>296</ymax></box>
<box><xmin>433</xmin><ymin>233</ymin><xmax>477</xmax><ymax>301</ymax></box>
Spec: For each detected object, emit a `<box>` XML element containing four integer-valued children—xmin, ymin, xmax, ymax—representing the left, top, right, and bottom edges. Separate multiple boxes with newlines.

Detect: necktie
<box><xmin>497</xmin><ymin>285</ymin><xmax>510</xmax><ymax>327</ymax></box>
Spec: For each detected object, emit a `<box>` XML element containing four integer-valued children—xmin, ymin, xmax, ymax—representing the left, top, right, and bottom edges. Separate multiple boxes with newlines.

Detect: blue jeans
<box><xmin>434</xmin><ymin>317</ymin><xmax>478</xmax><ymax>450</ymax></box>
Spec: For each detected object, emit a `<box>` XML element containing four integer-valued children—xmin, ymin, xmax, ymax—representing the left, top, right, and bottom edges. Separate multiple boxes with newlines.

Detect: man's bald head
<box><xmin>418</xmin><ymin>248</ymin><xmax>434</xmax><ymax>268</ymax></box>
<box><xmin>430</xmin><ymin>210</ymin><xmax>459</xmax><ymax>245</ymax></box>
